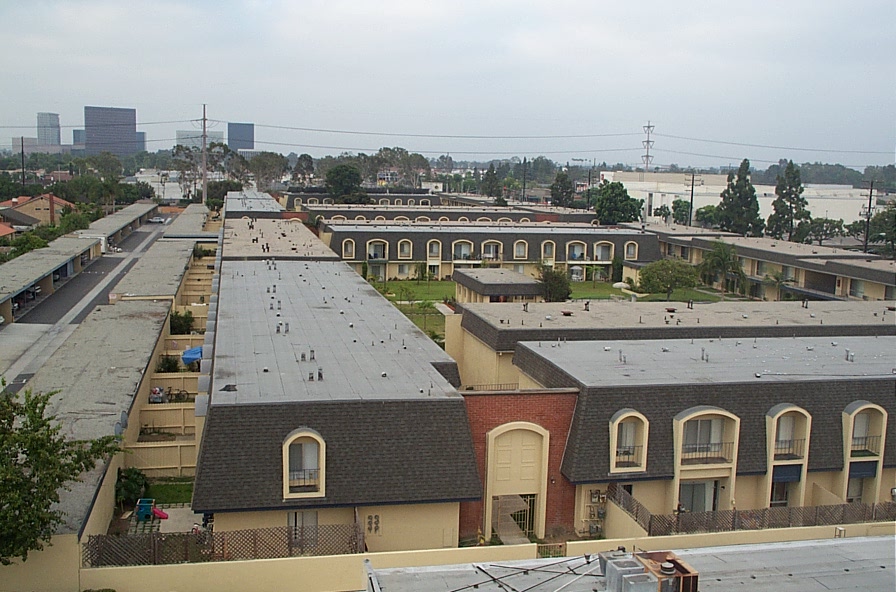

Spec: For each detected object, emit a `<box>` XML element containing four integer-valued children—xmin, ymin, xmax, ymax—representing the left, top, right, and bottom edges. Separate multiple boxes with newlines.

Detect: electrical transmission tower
<box><xmin>642</xmin><ymin>121</ymin><xmax>654</xmax><ymax>171</ymax></box>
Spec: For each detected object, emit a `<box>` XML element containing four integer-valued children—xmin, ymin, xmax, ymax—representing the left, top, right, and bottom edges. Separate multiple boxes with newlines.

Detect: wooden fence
<box><xmin>608</xmin><ymin>483</ymin><xmax>896</xmax><ymax>536</ymax></box>
<box><xmin>83</xmin><ymin>524</ymin><xmax>364</xmax><ymax>567</ymax></box>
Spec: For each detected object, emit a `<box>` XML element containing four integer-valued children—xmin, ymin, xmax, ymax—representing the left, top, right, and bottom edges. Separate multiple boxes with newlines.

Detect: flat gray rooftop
<box><xmin>0</xmin><ymin>236</ymin><xmax>100</xmax><ymax>300</ymax></box>
<box><xmin>109</xmin><ymin>240</ymin><xmax>195</xmax><ymax>299</ymax></box>
<box><xmin>626</xmin><ymin>222</ymin><xmax>739</xmax><ymax>237</ymax></box>
<box><xmin>224</xmin><ymin>189</ymin><xmax>284</xmax><ymax>214</ymax></box>
<box><xmin>75</xmin><ymin>202</ymin><xmax>157</xmax><ymax>238</ymax></box>
<box><xmin>212</xmin><ymin>260</ymin><xmax>459</xmax><ymax>405</ymax></box>
<box><xmin>222</xmin><ymin>217</ymin><xmax>339</xmax><ymax>260</ymax></box>
<box><xmin>374</xmin><ymin>535</ymin><xmax>895</xmax><ymax>592</ymax></box>
<box><xmin>163</xmin><ymin>203</ymin><xmax>217</xmax><ymax>239</ymax></box>
<box><xmin>517</xmin><ymin>334</ymin><xmax>896</xmax><ymax>387</ymax></box>
<box><xmin>454</xmin><ymin>268</ymin><xmax>540</xmax><ymax>286</ymax></box>
<box><xmin>24</xmin><ymin>300</ymin><xmax>170</xmax><ymax>534</ymax></box>
<box><xmin>464</xmin><ymin>299</ymin><xmax>896</xmax><ymax>338</ymax></box>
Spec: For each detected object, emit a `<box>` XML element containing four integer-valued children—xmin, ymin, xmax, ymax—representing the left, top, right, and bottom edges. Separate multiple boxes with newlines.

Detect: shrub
<box><xmin>115</xmin><ymin>467</ymin><xmax>148</xmax><ymax>508</ymax></box>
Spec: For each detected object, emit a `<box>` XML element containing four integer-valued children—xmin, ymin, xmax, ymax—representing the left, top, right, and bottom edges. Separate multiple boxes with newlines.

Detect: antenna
<box><xmin>201</xmin><ymin>104</ymin><xmax>208</xmax><ymax>205</ymax></box>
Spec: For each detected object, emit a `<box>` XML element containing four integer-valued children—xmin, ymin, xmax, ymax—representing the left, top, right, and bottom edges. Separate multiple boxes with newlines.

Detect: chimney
<box><xmin>48</xmin><ymin>194</ymin><xmax>55</xmax><ymax>226</ymax></box>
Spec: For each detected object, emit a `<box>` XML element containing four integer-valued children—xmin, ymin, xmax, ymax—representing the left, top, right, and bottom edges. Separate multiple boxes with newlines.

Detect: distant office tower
<box><xmin>175</xmin><ymin>130</ymin><xmax>224</xmax><ymax>150</ymax></box>
<box><xmin>73</xmin><ymin>129</ymin><xmax>86</xmax><ymax>145</ymax></box>
<box><xmin>84</xmin><ymin>106</ymin><xmax>138</xmax><ymax>156</ymax></box>
<box><xmin>37</xmin><ymin>112</ymin><xmax>61</xmax><ymax>145</ymax></box>
<box><xmin>228</xmin><ymin>122</ymin><xmax>254</xmax><ymax>150</ymax></box>
<box><xmin>136</xmin><ymin>131</ymin><xmax>146</xmax><ymax>152</ymax></box>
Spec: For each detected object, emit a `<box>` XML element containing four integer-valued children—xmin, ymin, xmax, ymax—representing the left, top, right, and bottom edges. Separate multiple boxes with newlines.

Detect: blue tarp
<box><xmin>181</xmin><ymin>346</ymin><xmax>202</xmax><ymax>365</ymax></box>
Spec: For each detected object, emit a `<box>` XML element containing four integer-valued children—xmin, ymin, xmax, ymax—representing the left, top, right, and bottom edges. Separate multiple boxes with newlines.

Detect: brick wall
<box><xmin>459</xmin><ymin>390</ymin><xmax>578</xmax><ymax>540</ymax></box>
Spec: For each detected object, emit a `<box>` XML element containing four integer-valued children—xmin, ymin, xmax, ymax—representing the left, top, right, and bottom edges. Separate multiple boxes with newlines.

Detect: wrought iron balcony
<box><xmin>851</xmin><ymin>435</ymin><xmax>881</xmax><ymax>457</ymax></box>
<box><xmin>289</xmin><ymin>468</ymin><xmax>320</xmax><ymax>492</ymax></box>
<box><xmin>680</xmin><ymin>441</ymin><xmax>734</xmax><ymax>465</ymax></box>
<box><xmin>615</xmin><ymin>444</ymin><xmax>644</xmax><ymax>468</ymax></box>
<box><xmin>774</xmin><ymin>438</ymin><xmax>806</xmax><ymax>460</ymax></box>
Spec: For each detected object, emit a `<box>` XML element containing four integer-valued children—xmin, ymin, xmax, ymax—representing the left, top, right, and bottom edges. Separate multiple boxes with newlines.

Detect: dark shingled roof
<box><xmin>193</xmin><ymin>399</ymin><xmax>482</xmax><ymax>512</ymax></box>
<box><xmin>557</xmin><ymin>378</ymin><xmax>896</xmax><ymax>484</ymax></box>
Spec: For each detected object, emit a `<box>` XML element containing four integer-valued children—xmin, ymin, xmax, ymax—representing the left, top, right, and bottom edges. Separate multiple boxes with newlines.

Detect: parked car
<box><xmin>148</xmin><ymin>216</ymin><xmax>167</xmax><ymax>224</ymax></box>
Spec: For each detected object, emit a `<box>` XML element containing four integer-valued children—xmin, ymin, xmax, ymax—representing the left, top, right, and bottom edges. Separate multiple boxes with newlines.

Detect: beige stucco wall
<box><xmin>213</xmin><ymin>507</ymin><xmax>354</xmax><ymax>532</ymax></box>
<box><xmin>603</xmin><ymin>498</ymin><xmax>649</xmax><ymax>539</ymax></box>
<box><xmin>360</xmin><ymin>502</ymin><xmax>460</xmax><ymax>552</ymax></box>
<box><xmin>0</xmin><ymin>534</ymin><xmax>81</xmax><ymax>592</ymax></box>
<box><xmin>734</xmin><ymin>475</ymin><xmax>768</xmax><ymax>510</ymax></box>
<box><xmin>517</xmin><ymin>370</ymin><xmax>545</xmax><ymax>389</ymax></box>
<box><xmin>80</xmin><ymin>543</ymin><xmax>539</xmax><ymax>592</ymax></box>
<box><xmin>879</xmin><ymin>468</ymin><xmax>896</xmax><ymax>502</ymax></box>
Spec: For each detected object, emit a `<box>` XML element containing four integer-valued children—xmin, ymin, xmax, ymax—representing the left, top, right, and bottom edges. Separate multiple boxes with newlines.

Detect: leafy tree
<box><xmin>537</xmin><ymin>266</ymin><xmax>571</xmax><ymax>302</ymax></box>
<box><xmin>172</xmin><ymin>145</ymin><xmax>200</xmax><ymax>200</ymax></box>
<box><xmin>866</xmin><ymin>202</ymin><xmax>896</xmax><ymax>258</ymax></box>
<box><xmin>115</xmin><ymin>467</ymin><xmax>148</xmax><ymax>511</ymax></box>
<box><xmin>698</xmin><ymin>241</ymin><xmax>746</xmax><ymax>299</ymax></box>
<box><xmin>481</xmin><ymin>163</ymin><xmax>501</xmax><ymax>198</ymax></box>
<box><xmin>248</xmin><ymin>152</ymin><xmax>289</xmax><ymax>192</ymax></box>
<box><xmin>766</xmin><ymin>160</ymin><xmax>809</xmax><ymax>241</ymax></box>
<box><xmin>611</xmin><ymin>256</ymin><xmax>624</xmax><ymax>283</ymax></box>
<box><xmin>804</xmin><ymin>217</ymin><xmax>844</xmax><ymax>246</ymax></box>
<box><xmin>325</xmin><ymin>164</ymin><xmax>364</xmax><ymax>200</ymax></box>
<box><xmin>594</xmin><ymin>180</ymin><xmax>642</xmax><ymax>225</ymax></box>
<box><xmin>550</xmin><ymin>171</ymin><xmax>575</xmax><ymax>208</ymax></box>
<box><xmin>205</xmin><ymin>180</ymin><xmax>242</xmax><ymax>211</ymax></box>
<box><xmin>293</xmin><ymin>153</ymin><xmax>314</xmax><ymax>184</ymax></box>
<box><xmin>654</xmin><ymin>204</ymin><xmax>671</xmax><ymax>222</ymax></box>
<box><xmin>1</xmin><ymin>385</ymin><xmax>120</xmax><ymax>565</ymax></box>
<box><xmin>224</xmin><ymin>151</ymin><xmax>250</xmax><ymax>185</ymax></box>
<box><xmin>86</xmin><ymin>152</ymin><xmax>123</xmax><ymax>182</ymax></box>
<box><xmin>638</xmin><ymin>258</ymin><xmax>699</xmax><ymax>301</ymax></box>
<box><xmin>672</xmin><ymin>199</ymin><xmax>691</xmax><ymax>225</ymax></box>
<box><xmin>695</xmin><ymin>204</ymin><xmax>719</xmax><ymax>228</ymax></box>
<box><xmin>717</xmin><ymin>159</ymin><xmax>764</xmax><ymax>236</ymax></box>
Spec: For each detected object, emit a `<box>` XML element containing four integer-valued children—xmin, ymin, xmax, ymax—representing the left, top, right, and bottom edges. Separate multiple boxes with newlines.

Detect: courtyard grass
<box><xmin>376</xmin><ymin>280</ymin><xmax>457</xmax><ymax>303</ymax></box>
<box><xmin>146</xmin><ymin>478</ymin><xmax>194</xmax><ymax>504</ymax></box>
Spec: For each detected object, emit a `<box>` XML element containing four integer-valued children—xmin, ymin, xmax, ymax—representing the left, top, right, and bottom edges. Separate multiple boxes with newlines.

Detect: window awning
<box><xmin>849</xmin><ymin>460</ymin><xmax>878</xmax><ymax>479</ymax></box>
<box><xmin>772</xmin><ymin>464</ymin><xmax>802</xmax><ymax>483</ymax></box>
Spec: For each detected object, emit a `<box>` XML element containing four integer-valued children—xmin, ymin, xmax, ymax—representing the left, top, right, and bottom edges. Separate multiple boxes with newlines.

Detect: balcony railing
<box><xmin>367</xmin><ymin>252</ymin><xmax>386</xmax><ymax>260</ymax></box>
<box><xmin>680</xmin><ymin>441</ymin><xmax>734</xmax><ymax>465</ymax></box>
<box><xmin>774</xmin><ymin>438</ymin><xmax>806</xmax><ymax>460</ymax></box>
<box><xmin>851</xmin><ymin>435</ymin><xmax>881</xmax><ymax>457</ymax></box>
<box><xmin>452</xmin><ymin>253</ymin><xmax>479</xmax><ymax>261</ymax></box>
<box><xmin>615</xmin><ymin>444</ymin><xmax>644</xmax><ymax>468</ymax></box>
<box><xmin>289</xmin><ymin>468</ymin><xmax>320</xmax><ymax>492</ymax></box>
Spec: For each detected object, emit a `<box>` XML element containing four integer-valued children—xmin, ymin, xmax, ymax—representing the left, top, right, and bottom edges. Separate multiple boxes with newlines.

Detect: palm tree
<box><xmin>699</xmin><ymin>242</ymin><xmax>746</xmax><ymax>300</ymax></box>
<box><xmin>762</xmin><ymin>270</ymin><xmax>794</xmax><ymax>301</ymax></box>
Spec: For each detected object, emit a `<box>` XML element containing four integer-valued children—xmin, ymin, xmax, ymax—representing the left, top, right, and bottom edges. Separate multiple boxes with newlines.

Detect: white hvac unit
<box><xmin>598</xmin><ymin>550</ymin><xmax>631</xmax><ymax>574</ymax></box>
<box><xmin>606</xmin><ymin>558</ymin><xmax>646</xmax><ymax>592</ymax></box>
<box><xmin>622</xmin><ymin>572</ymin><xmax>658</xmax><ymax>592</ymax></box>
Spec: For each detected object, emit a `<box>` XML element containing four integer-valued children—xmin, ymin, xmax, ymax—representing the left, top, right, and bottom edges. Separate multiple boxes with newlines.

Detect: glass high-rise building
<box><xmin>228</xmin><ymin>122</ymin><xmax>254</xmax><ymax>150</ymax></box>
<box><xmin>84</xmin><ymin>106</ymin><xmax>138</xmax><ymax>156</ymax></box>
<box><xmin>37</xmin><ymin>112</ymin><xmax>61</xmax><ymax>145</ymax></box>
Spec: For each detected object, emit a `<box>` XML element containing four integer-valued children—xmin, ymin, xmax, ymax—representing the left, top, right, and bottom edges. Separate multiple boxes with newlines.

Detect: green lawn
<box><xmin>146</xmin><ymin>479</ymin><xmax>194</xmax><ymax>504</ymax></box>
<box><xmin>376</xmin><ymin>280</ymin><xmax>456</xmax><ymax>302</ymax></box>
<box><xmin>569</xmin><ymin>282</ymin><xmax>628</xmax><ymax>300</ymax></box>
<box><xmin>638</xmin><ymin>287</ymin><xmax>722</xmax><ymax>303</ymax></box>
<box><xmin>394</xmin><ymin>303</ymin><xmax>445</xmax><ymax>343</ymax></box>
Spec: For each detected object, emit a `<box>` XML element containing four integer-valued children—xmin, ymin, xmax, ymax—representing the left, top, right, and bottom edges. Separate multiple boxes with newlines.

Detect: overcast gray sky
<box><xmin>1</xmin><ymin>0</ymin><xmax>893</xmax><ymax>169</ymax></box>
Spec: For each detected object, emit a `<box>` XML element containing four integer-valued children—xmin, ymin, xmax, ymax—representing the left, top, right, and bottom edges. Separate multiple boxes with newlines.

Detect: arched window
<box><xmin>624</xmin><ymin>241</ymin><xmax>638</xmax><ymax>260</ymax></box>
<box><xmin>420</xmin><ymin>199</ymin><xmax>431</xmax><ymax>206</ymax></box>
<box><xmin>342</xmin><ymin>239</ymin><xmax>355</xmax><ymax>259</ymax></box>
<box><xmin>514</xmin><ymin>240</ymin><xmax>528</xmax><ymax>260</ymax></box>
<box><xmin>379</xmin><ymin>198</ymin><xmax>390</xmax><ymax>205</ymax></box>
<box><xmin>408</xmin><ymin>199</ymin><xmax>416</xmax><ymax>206</ymax></box>
<box><xmin>609</xmin><ymin>409</ymin><xmax>649</xmax><ymax>472</ymax></box>
<box><xmin>458</xmin><ymin>216</ymin><xmax>469</xmax><ymax>222</ymax></box>
<box><xmin>307</xmin><ymin>198</ymin><xmax>319</xmax><ymax>205</ymax></box>
<box><xmin>438</xmin><ymin>216</ymin><xmax>450</xmax><ymax>222</ymax></box>
<box><xmin>482</xmin><ymin>240</ymin><xmax>502</xmax><ymax>261</ymax></box>
<box><xmin>374</xmin><ymin>216</ymin><xmax>386</xmax><ymax>221</ymax></box>
<box><xmin>395</xmin><ymin>216</ymin><xmax>410</xmax><ymax>222</ymax></box>
<box><xmin>282</xmin><ymin>428</ymin><xmax>326</xmax><ymax>498</ymax></box>
<box><xmin>843</xmin><ymin>401</ymin><xmax>887</xmax><ymax>503</ymax></box>
<box><xmin>367</xmin><ymin>239</ymin><xmax>388</xmax><ymax>260</ymax></box>
<box><xmin>498</xmin><ymin>217</ymin><xmax>512</xmax><ymax>224</ymax></box>
<box><xmin>566</xmin><ymin>241</ymin><xmax>587</xmax><ymax>261</ymax></box>
<box><xmin>541</xmin><ymin>241</ymin><xmax>556</xmax><ymax>261</ymax></box>
<box><xmin>394</xmin><ymin>198</ymin><xmax>402</xmax><ymax>205</ymax></box>
<box><xmin>452</xmin><ymin>240</ymin><xmax>474</xmax><ymax>260</ymax></box>
<box><xmin>323</xmin><ymin>198</ymin><xmax>334</xmax><ymax>205</ymax></box>
<box><xmin>427</xmin><ymin>240</ymin><xmax>442</xmax><ymax>259</ymax></box>
<box><xmin>355</xmin><ymin>215</ymin><xmax>366</xmax><ymax>221</ymax></box>
<box><xmin>477</xmin><ymin>217</ymin><xmax>492</xmax><ymax>222</ymax></box>
<box><xmin>415</xmin><ymin>216</ymin><xmax>430</xmax><ymax>222</ymax></box>
<box><xmin>594</xmin><ymin>242</ymin><xmax>614</xmax><ymax>262</ymax></box>
<box><xmin>331</xmin><ymin>215</ymin><xmax>346</xmax><ymax>222</ymax></box>
<box><xmin>675</xmin><ymin>406</ymin><xmax>739</xmax><ymax>465</ymax></box>
<box><xmin>519</xmin><ymin>218</ymin><xmax>530</xmax><ymax>223</ymax></box>
<box><xmin>398</xmin><ymin>239</ymin><xmax>413</xmax><ymax>259</ymax></box>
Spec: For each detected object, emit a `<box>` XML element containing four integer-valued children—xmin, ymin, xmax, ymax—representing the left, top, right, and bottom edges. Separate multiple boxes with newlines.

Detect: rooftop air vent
<box><xmin>220</xmin><ymin>384</ymin><xmax>238</xmax><ymax>392</ymax></box>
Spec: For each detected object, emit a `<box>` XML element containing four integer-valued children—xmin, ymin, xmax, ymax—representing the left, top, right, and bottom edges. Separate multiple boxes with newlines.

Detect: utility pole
<box><xmin>642</xmin><ymin>121</ymin><xmax>654</xmax><ymax>171</ymax></box>
<box><xmin>20</xmin><ymin>137</ymin><xmax>26</xmax><ymax>189</ymax></box>
<box><xmin>686</xmin><ymin>171</ymin><xmax>696</xmax><ymax>226</ymax></box>
<box><xmin>863</xmin><ymin>180</ymin><xmax>874</xmax><ymax>253</ymax></box>
<box><xmin>201</xmin><ymin>104</ymin><xmax>208</xmax><ymax>206</ymax></box>
<box><xmin>521</xmin><ymin>157</ymin><xmax>527</xmax><ymax>203</ymax></box>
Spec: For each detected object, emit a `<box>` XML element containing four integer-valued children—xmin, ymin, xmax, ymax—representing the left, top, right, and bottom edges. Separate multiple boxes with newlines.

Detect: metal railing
<box><xmin>773</xmin><ymin>438</ymin><xmax>805</xmax><ymax>459</ymax></box>
<box><xmin>851</xmin><ymin>435</ymin><xmax>881</xmax><ymax>456</ymax></box>
<box><xmin>462</xmin><ymin>383</ymin><xmax>519</xmax><ymax>392</ymax></box>
<box><xmin>615</xmin><ymin>444</ymin><xmax>644</xmax><ymax>467</ymax></box>
<box><xmin>680</xmin><ymin>441</ymin><xmax>734</xmax><ymax>464</ymax></box>
<box><xmin>289</xmin><ymin>469</ymin><xmax>320</xmax><ymax>492</ymax></box>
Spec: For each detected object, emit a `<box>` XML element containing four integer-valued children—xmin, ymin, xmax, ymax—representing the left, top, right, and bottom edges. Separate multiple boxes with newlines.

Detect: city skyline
<box><xmin>0</xmin><ymin>1</ymin><xmax>893</xmax><ymax>168</ymax></box>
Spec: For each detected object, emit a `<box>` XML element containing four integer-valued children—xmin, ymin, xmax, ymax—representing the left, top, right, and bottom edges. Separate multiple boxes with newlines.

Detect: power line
<box><xmin>651</xmin><ymin>148</ymin><xmax>878</xmax><ymax>169</ymax></box>
<box><xmin>212</xmin><ymin>120</ymin><xmax>640</xmax><ymax>141</ymax></box>
<box><xmin>653</xmin><ymin>132</ymin><xmax>891</xmax><ymax>155</ymax></box>
<box><xmin>0</xmin><ymin>119</ymin><xmax>198</xmax><ymax>130</ymax></box>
